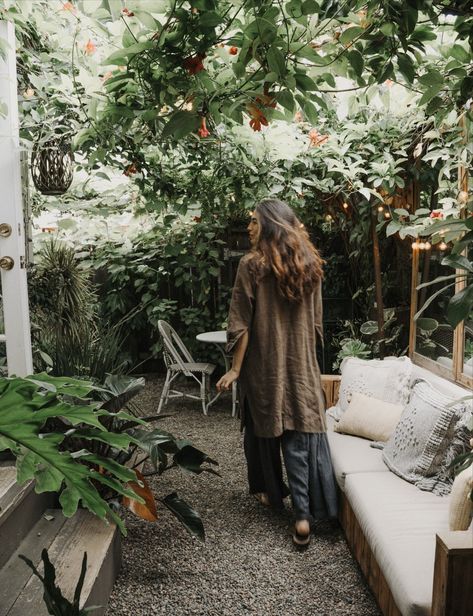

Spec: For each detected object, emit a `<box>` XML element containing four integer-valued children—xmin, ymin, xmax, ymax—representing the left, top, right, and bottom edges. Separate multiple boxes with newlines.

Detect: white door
<box><xmin>0</xmin><ymin>21</ymin><xmax>33</xmax><ymax>376</ymax></box>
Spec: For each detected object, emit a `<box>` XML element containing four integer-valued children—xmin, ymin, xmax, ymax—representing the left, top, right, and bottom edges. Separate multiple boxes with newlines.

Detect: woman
<box><xmin>216</xmin><ymin>198</ymin><xmax>338</xmax><ymax>547</ymax></box>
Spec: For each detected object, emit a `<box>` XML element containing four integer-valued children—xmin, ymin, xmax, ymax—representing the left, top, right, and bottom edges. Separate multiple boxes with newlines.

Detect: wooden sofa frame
<box><xmin>321</xmin><ymin>374</ymin><xmax>473</xmax><ymax>616</ymax></box>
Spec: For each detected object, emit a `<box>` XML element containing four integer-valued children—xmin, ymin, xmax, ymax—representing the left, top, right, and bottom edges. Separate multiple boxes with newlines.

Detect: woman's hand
<box><xmin>216</xmin><ymin>369</ymin><xmax>239</xmax><ymax>392</ymax></box>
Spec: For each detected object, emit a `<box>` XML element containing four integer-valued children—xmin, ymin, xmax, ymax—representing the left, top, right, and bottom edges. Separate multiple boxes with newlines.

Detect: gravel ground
<box><xmin>106</xmin><ymin>375</ymin><xmax>381</xmax><ymax>616</ymax></box>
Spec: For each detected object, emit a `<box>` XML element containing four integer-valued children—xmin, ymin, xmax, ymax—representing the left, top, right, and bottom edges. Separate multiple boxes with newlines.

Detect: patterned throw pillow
<box><xmin>382</xmin><ymin>380</ymin><xmax>471</xmax><ymax>496</ymax></box>
<box><xmin>327</xmin><ymin>356</ymin><xmax>412</xmax><ymax>421</ymax></box>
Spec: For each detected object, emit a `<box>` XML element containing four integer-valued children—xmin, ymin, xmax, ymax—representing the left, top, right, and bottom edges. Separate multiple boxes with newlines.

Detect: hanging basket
<box><xmin>31</xmin><ymin>140</ymin><xmax>74</xmax><ymax>196</ymax></box>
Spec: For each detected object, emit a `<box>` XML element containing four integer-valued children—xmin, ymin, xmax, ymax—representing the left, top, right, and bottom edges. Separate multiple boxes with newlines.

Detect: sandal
<box><xmin>292</xmin><ymin>520</ymin><xmax>311</xmax><ymax>548</ymax></box>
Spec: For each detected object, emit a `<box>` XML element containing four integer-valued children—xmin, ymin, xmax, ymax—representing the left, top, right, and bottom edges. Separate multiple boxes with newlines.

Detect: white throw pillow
<box><xmin>448</xmin><ymin>467</ymin><xmax>473</xmax><ymax>531</ymax></box>
<box><xmin>334</xmin><ymin>392</ymin><xmax>403</xmax><ymax>442</ymax></box>
<box><xmin>329</xmin><ymin>356</ymin><xmax>412</xmax><ymax>421</ymax></box>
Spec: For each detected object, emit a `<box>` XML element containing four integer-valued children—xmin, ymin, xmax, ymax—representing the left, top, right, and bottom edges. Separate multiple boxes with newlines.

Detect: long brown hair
<box><xmin>250</xmin><ymin>199</ymin><xmax>324</xmax><ymax>302</ymax></box>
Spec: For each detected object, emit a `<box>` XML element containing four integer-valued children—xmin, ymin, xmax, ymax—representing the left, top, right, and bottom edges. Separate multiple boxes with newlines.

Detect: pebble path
<box><xmin>106</xmin><ymin>376</ymin><xmax>381</xmax><ymax>616</ymax></box>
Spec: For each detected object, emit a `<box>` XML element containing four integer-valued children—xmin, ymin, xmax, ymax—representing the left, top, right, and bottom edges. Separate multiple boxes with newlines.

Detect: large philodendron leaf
<box><xmin>99</xmin><ymin>374</ymin><xmax>146</xmax><ymax>414</ymax></box>
<box><xmin>173</xmin><ymin>445</ymin><xmax>220</xmax><ymax>477</ymax></box>
<box><xmin>447</xmin><ymin>283</ymin><xmax>473</xmax><ymax>328</ymax></box>
<box><xmin>0</xmin><ymin>376</ymin><xmax>146</xmax><ymax>535</ymax></box>
<box><xmin>161</xmin><ymin>492</ymin><xmax>205</xmax><ymax>541</ymax></box>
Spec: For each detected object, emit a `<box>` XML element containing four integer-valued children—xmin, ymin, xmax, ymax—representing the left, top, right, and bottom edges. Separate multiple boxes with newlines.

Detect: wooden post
<box><xmin>409</xmin><ymin>243</ymin><xmax>420</xmax><ymax>357</ymax></box>
<box><xmin>371</xmin><ymin>208</ymin><xmax>385</xmax><ymax>358</ymax></box>
<box><xmin>431</xmin><ymin>531</ymin><xmax>473</xmax><ymax>616</ymax></box>
<box><xmin>452</xmin><ymin>114</ymin><xmax>469</xmax><ymax>381</ymax></box>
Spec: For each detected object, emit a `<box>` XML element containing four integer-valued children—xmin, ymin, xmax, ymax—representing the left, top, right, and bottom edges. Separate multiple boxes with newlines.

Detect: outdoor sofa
<box><xmin>322</xmin><ymin>360</ymin><xmax>473</xmax><ymax>616</ymax></box>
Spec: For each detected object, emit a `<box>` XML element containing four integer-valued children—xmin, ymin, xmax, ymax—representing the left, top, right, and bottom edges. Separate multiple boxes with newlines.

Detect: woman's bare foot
<box><xmin>253</xmin><ymin>492</ymin><xmax>270</xmax><ymax>506</ymax></box>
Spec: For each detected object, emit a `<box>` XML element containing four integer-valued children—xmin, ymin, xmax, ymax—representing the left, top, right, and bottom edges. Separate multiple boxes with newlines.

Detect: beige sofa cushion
<box><xmin>326</xmin><ymin>416</ymin><xmax>389</xmax><ymax>490</ymax></box>
<box><xmin>449</xmin><ymin>467</ymin><xmax>473</xmax><ymax>531</ymax></box>
<box><xmin>345</xmin><ymin>472</ymin><xmax>450</xmax><ymax>616</ymax></box>
<box><xmin>334</xmin><ymin>392</ymin><xmax>403</xmax><ymax>442</ymax></box>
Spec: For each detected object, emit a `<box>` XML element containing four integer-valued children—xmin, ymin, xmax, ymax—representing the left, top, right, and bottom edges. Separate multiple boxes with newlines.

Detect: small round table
<box><xmin>196</xmin><ymin>330</ymin><xmax>238</xmax><ymax>417</ymax></box>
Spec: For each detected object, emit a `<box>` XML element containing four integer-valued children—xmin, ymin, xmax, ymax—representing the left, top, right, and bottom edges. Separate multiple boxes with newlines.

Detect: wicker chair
<box><xmin>157</xmin><ymin>320</ymin><xmax>216</xmax><ymax>415</ymax></box>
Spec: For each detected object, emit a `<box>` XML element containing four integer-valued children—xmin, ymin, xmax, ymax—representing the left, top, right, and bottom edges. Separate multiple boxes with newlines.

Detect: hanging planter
<box><xmin>31</xmin><ymin>139</ymin><xmax>74</xmax><ymax>195</ymax></box>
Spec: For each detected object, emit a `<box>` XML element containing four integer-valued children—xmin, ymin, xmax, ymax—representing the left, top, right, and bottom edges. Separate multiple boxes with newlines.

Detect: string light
<box><xmin>439</xmin><ymin>241</ymin><xmax>448</xmax><ymax>251</ymax></box>
<box><xmin>342</xmin><ymin>202</ymin><xmax>349</xmax><ymax>209</ymax></box>
<box><xmin>377</xmin><ymin>205</ymin><xmax>384</xmax><ymax>212</ymax></box>
<box><xmin>384</xmin><ymin>211</ymin><xmax>391</xmax><ymax>219</ymax></box>
<box><xmin>325</xmin><ymin>214</ymin><xmax>333</xmax><ymax>222</ymax></box>
<box><xmin>424</xmin><ymin>241</ymin><xmax>431</xmax><ymax>250</ymax></box>
<box><xmin>412</xmin><ymin>241</ymin><xmax>419</xmax><ymax>250</ymax></box>
<box><xmin>418</xmin><ymin>242</ymin><xmax>426</xmax><ymax>249</ymax></box>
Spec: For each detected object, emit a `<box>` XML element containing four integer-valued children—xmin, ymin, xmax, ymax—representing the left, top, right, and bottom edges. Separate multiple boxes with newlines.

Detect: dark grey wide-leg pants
<box><xmin>281</xmin><ymin>431</ymin><xmax>338</xmax><ymax>523</ymax></box>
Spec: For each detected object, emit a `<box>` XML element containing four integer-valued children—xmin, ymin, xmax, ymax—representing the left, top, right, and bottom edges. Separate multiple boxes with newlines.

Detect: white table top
<box><xmin>196</xmin><ymin>330</ymin><xmax>227</xmax><ymax>344</ymax></box>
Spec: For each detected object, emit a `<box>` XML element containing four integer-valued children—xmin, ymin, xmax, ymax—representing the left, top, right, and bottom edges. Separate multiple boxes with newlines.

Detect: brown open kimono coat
<box><xmin>226</xmin><ymin>253</ymin><xmax>326</xmax><ymax>438</ymax></box>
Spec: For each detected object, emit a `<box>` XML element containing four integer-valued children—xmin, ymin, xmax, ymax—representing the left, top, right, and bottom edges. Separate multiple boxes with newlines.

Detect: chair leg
<box><xmin>201</xmin><ymin>374</ymin><xmax>208</xmax><ymax>416</ymax></box>
<box><xmin>158</xmin><ymin>370</ymin><xmax>171</xmax><ymax>414</ymax></box>
<box><xmin>231</xmin><ymin>381</ymin><xmax>237</xmax><ymax>418</ymax></box>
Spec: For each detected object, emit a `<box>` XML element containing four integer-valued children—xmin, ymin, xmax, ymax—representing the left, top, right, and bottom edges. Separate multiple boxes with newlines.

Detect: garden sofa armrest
<box><xmin>432</xmin><ymin>530</ymin><xmax>473</xmax><ymax>616</ymax></box>
<box><xmin>321</xmin><ymin>375</ymin><xmax>341</xmax><ymax>409</ymax></box>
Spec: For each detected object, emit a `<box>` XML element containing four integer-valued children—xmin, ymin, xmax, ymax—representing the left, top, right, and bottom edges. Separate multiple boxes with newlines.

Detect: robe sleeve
<box><xmin>225</xmin><ymin>257</ymin><xmax>255</xmax><ymax>354</ymax></box>
<box><xmin>314</xmin><ymin>280</ymin><xmax>324</xmax><ymax>349</ymax></box>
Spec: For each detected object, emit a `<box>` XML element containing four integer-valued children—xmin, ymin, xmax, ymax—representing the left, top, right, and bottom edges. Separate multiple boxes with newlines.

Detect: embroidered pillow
<box><xmin>327</xmin><ymin>356</ymin><xmax>412</xmax><ymax>421</ymax></box>
<box><xmin>449</xmin><ymin>467</ymin><xmax>473</xmax><ymax>531</ymax></box>
<box><xmin>382</xmin><ymin>380</ymin><xmax>470</xmax><ymax>496</ymax></box>
<box><xmin>334</xmin><ymin>392</ymin><xmax>403</xmax><ymax>442</ymax></box>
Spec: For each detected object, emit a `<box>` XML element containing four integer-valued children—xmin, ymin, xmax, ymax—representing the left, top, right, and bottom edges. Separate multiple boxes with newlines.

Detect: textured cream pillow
<box><xmin>334</xmin><ymin>392</ymin><xmax>403</xmax><ymax>442</ymax></box>
<box><xmin>449</xmin><ymin>467</ymin><xmax>473</xmax><ymax>531</ymax></box>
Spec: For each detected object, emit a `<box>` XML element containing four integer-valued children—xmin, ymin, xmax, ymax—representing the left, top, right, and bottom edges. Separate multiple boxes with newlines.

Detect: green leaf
<box><xmin>397</xmin><ymin>53</ymin><xmax>415</xmax><ymax>83</ymax></box>
<box><xmin>199</xmin><ymin>11</ymin><xmax>222</xmax><ymax>28</ymax></box>
<box><xmin>425</xmin><ymin>96</ymin><xmax>444</xmax><ymax>115</ymax></box>
<box><xmin>103</xmin><ymin>41</ymin><xmax>155</xmax><ymax>66</ymax></box>
<box><xmin>416</xmin><ymin>318</ymin><xmax>438</xmax><ymax>332</ymax></box>
<box><xmin>302</xmin><ymin>99</ymin><xmax>318</xmax><ymax>124</ymax></box>
<box><xmin>134</xmin><ymin>11</ymin><xmax>157</xmax><ymax>29</ymax></box>
<box><xmin>267</xmin><ymin>47</ymin><xmax>286</xmax><ymax>77</ymax></box>
<box><xmin>161</xmin><ymin>492</ymin><xmax>205</xmax><ymax>541</ymax></box>
<box><xmin>347</xmin><ymin>50</ymin><xmax>364</xmax><ymax>76</ymax></box>
<box><xmin>442</xmin><ymin>255</ymin><xmax>473</xmax><ymax>273</ymax></box>
<box><xmin>162</xmin><ymin>111</ymin><xmax>201</xmax><ymax>140</ymax></box>
<box><xmin>386</xmin><ymin>220</ymin><xmax>401</xmax><ymax>237</ymax></box>
<box><xmin>360</xmin><ymin>321</ymin><xmax>378</xmax><ymax>336</ymax></box>
<box><xmin>339</xmin><ymin>27</ymin><xmax>364</xmax><ymax>47</ymax></box>
<box><xmin>418</xmin><ymin>83</ymin><xmax>444</xmax><ymax>106</ymax></box>
<box><xmin>276</xmin><ymin>90</ymin><xmax>295</xmax><ymax>112</ymax></box>
<box><xmin>294</xmin><ymin>73</ymin><xmax>318</xmax><ymax>91</ymax></box>
<box><xmin>450</xmin><ymin>44</ymin><xmax>470</xmax><ymax>63</ymax></box>
<box><xmin>173</xmin><ymin>445</ymin><xmax>220</xmax><ymax>476</ymax></box>
<box><xmin>232</xmin><ymin>62</ymin><xmax>246</xmax><ymax>78</ymax></box>
<box><xmin>380</xmin><ymin>22</ymin><xmax>396</xmax><ymax>36</ymax></box>
<box><xmin>447</xmin><ymin>285</ymin><xmax>473</xmax><ymax>329</ymax></box>
<box><xmin>418</xmin><ymin>70</ymin><xmax>443</xmax><ymax>87</ymax></box>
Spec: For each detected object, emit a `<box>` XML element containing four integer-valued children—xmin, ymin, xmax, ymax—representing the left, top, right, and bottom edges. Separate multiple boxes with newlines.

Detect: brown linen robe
<box><xmin>226</xmin><ymin>253</ymin><xmax>326</xmax><ymax>438</ymax></box>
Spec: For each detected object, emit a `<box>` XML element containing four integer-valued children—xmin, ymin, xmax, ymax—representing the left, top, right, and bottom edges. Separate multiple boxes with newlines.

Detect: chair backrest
<box><xmin>158</xmin><ymin>320</ymin><xmax>194</xmax><ymax>371</ymax></box>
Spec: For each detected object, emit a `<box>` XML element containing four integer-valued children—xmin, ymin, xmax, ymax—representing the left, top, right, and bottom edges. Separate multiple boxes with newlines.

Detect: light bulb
<box><xmin>424</xmin><ymin>242</ymin><xmax>431</xmax><ymax>250</ymax></box>
<box><xmin>325</xmin><ymin>214</ymin><xmax>332</xmax><ymax>222</ymax></box>
<box><xmin>419</xmin><ymin>242</ymin><xmax>426</xmax><ymax>250</ymax></box>
<box><xmin>378</xmin><ymin>205</ymin><xmax>384</xmax><ymax>212</ymax></box>
<box><xmin>343</xmin><ymin>202</ymin><xmax>349</xmax><ymax>209</ymax></box>
<box><xmin>439</xmin><ymin>242</ymin><xmax>447</xmax><ymax>251</ymax></box>
<box><xmin>412</xmin><ymin>242</ymin><xmax>418</xmax><ymax>250</ymax></box>
<box><xmin>384</xmin><ymin>212</ymin><xmax>391</xmax><ymax>218</ymax></box>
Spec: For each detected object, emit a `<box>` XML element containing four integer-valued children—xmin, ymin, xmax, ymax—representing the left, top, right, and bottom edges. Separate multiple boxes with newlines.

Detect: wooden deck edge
<box><xmin>0</xmin><ymin>481</ymin><xmax>55</xmax><ymax>569</ymax></box>
<box><xmin>83</xmin><ymin>523</ymin><xmax>121</xmax><ymax>616</ymax></box>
